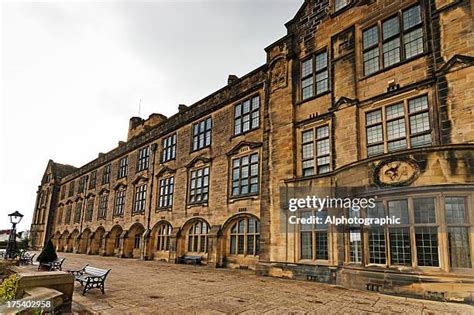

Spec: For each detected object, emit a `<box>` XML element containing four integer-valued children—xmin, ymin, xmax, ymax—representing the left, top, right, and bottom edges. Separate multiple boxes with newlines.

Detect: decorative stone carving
<box><xmin>270</xmin><ymin>58</ymin><xmax>287</xmax><ymax>92</ymax></box>
<box><xmin>374</xmin><ymin>158</ymin><xmax>420</xmax><ymax>187</ymax></box>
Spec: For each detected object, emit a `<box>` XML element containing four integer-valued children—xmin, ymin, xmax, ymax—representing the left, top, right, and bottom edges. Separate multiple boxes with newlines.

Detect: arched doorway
<box><xmin>179</xmin><ymin>218</ymin><xmax>210</xmax><ymax>259</ymax></box>
<box><xmin>59</xmin><ymin>230</ymin><xmax>69</xmax><ymax>252</ymax></box>
<box><xmin>90</xmin><ymin>227</ymin><xmax>105</xmax><ymax>255</ymax></box>
<box><xmin>223</xmin><ymin>215</ymin><xmax>260</xmax><ymax>269</ymax></box>
<box><xmin>68</xmin><ymin>229</ymin><xmax>79</xmax><ymax>252</ymax></box>
<box><xmin>77</xmin><ymin>228</ymin><xmax>91</xmax><ymax>254</ymax></box>
<box><xmin>123</xmin><ymin>223</ymin><xmax>145</xmax><ymax>258</ymax></box>
<box><xmin>105</xmin><ymin>225</ymin><xmax>123</xmax><ymax>256</ymax></box>
<box><xmin>150</xmin><ymin>221</ymin><xmax>172</xmax><ymax>261</ymax></box>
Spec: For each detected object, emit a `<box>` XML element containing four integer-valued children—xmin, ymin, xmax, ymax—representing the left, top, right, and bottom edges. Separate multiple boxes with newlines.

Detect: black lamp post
<box><xmin>5</xmin><ymin>210</ymin><xmax>23</xmax><ymax>259</ymax></box>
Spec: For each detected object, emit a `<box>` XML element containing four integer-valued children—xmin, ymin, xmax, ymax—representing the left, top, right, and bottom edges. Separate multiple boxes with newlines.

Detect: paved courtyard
<box><xmin>27</xmin><ymin>252</ymin><xmax>474</xmax><ymax>314</ymax></box>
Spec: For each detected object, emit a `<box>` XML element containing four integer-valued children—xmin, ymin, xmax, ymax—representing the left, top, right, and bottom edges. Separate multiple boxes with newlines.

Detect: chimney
<box><xmin>228</xmin><ymin>74</ymin><xmax>239</xmax><ymax>85</ymax></box>
<box><xmin>178</xmin><ymin>104</ymin><xmax>188</xmax><ymax>112</ymax></box>
<box><xmin>98</xmin><ymin>152</ymin><xmax>105</xmax><ymax>158</ymax></box>
<box><xmin>118</xmin><ymin>141</ymin><xmax>126</xmax><ymax>147</ymax></box>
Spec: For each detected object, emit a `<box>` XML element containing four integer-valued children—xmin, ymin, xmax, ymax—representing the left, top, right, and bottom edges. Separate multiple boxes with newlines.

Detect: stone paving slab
<box><xmin>21</xmin><ymin>252</ymin><xmax>474</xmax><ymax>314</ymax></box>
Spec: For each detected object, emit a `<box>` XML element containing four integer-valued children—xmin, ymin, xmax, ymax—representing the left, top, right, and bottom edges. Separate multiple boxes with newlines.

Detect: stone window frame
<box><xmin>56</xmin><ymin>204</ymin><xmax>64</xmax><ymax>226</ymax></box>
<box><xmin>156</xmin><ymin>222</ymin><xmax>172</xmax><ymax>251</ymax></box>
<box><xmin>300</xmin><ymin>122</ymin><xmax>332</xmax><ymax>177</ymax></box>
<box><xmin>191</xmin><ymin>116</ymin><xmax>212</xmax><ymax>152</ymax></box>
<box><xmin>228</xmin><ymin>216</ymin><xmax>260</xmax><ymax>257</ymax></box>
<box><xmin>68</xmin><ymin>180</ymin><xmax>75</xmax><ymax>197</ymax></box>
<box><xmin>136</xmin><ymin>146</ymin><xmax>150</xmax><ymax>172</ymax></box>
<box><xmin>298</xmin><ymin>210</ymin><xmax>330</xmax><ymax>262</ymax></box>
<box><xmin>117</xmin><ymin>156</ymin><xmax>129</xmax><ymax>179</ymax></box>
<box><xmin>102</xmin><ymin>164</ymin><xmax>111</xmax><ymax>185</ymax></box>
<box><xmin>229</xmin><ymin>151</ymin><xmax>260</xmax><ymax>199</ymax></box>
<box><xmin>78</xmin><ymin>176</ymin><xmax>87</xmax><ymax>194</ymax></box>
<box><xmin>85</xmin><ymin>196</ymin><xmax>95</xmax><ymax>222</ymax></box>
<box><xmin>300</xmin><ymin>48</ymin><xmax>330</xmax><ymax>102</ymax></box>
<box><xmin>342</xmin><ymin>192</ymin><xmax>474</xmax><ymax>270</ymax></box>
<box><xmin>132</xmin><ymin>183</ymin><xmax>147</xmax><ymax>215</ymax></box>
<box><xmin>161</xmin><ymin>133</ymin><xmax>177</xmax><ymax>162</ymax></box>
<box><xmin>73</xmin><ymin>200</ymin><xmax>82</xmax><ymax>224</ymax></box>
<box><xmin>157</xmin><ymin>175</ymin><xmax>174</xmax><ymax>210</ymax></box>
<box><xmin>64</xmin><ymin>203</ymin><xmax>73</xmax><ymax>225</ymax></box>
<box><xmin>98</xmin><ymin>192</ymin><xmax>108</xmax><ymax>220</ymax></box>
<box><xmin>89</xmin><ymin>170</ymin><xmax>97</xmax><ymax>190</ymax></box>
<box><xmin>187</xmin><ymin>159</ymin><xmax>211</xmax><ymax>206</ymax></box>
<box><xmin>361</xmin><ymin>3</ymin><xmax>425</xmax><ymax>77</ymax></box>
<box><xmin>444</xmin><ymin>196</ymin><xmax>472</xmax><ymax>269</ymax></box>
<box><xmin>113</xmin><ymin>186</ymin><xmax>127</xmax><ymax>218</ymax></box>
<box><xmin>60</xmin><ymin>185</ymin><xmax>66</xmax><ymax>200</ymax></box>
<box><xmin>364</xmin><ymin>93</ymin><xmax>432</xmax><ymax>157</ymax></box>
<box><xmin>186</xmin><ymin>220</ymin><xmax>210</xmax><ymax>254</ymax></box>
<box><xmin>233</xmin><ymin>94</ymin><xmax>260</xmax><ymax>136</ymax></box>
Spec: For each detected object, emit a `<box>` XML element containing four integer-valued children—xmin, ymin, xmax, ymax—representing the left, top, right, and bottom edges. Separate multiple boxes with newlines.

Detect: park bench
<box><xmin>19</xmin><ymin>252</ymin><xmax>35</xmax><ymax>265</ymax></box>
<box><xmin>69</xmin><ymin>264</ymin><xmax>111</xmax><ymax>295</ymax></box>
<box><xmin>38</xmin><ymin>257</ymin><xmax>65</xmax><ymax>271</ymax></box>
<box><xmin>176</xmin><ymin>255</ymin><xmax>202</xmax><ymax>266</ymax></box>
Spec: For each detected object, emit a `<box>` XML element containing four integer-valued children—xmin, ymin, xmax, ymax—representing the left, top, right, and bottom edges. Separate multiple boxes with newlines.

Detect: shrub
<box><xmin>36</xmin><ymin>239</ymin><xmax>57</xmax><ymax>263</ymax></box>
<box><xmin>0</xmin><ymin>274</ymin><xmax>17</xmax><ymax>303</ymax></box>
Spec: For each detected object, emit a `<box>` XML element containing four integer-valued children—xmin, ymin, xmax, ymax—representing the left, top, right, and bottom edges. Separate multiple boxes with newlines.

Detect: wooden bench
<box><xmin>38</xmin><ymin>258</ymin><xmax>65</xmax><ymax>271</ymax></box>
<box><xmin>69</xmin><ymin>265</ymin><xmax>111</xmax><ymax>295</ymax></box>
<box><xmin>177</xmin><ymin>255</ymin><xmax>202</xmax><ymax>266</ymax></box>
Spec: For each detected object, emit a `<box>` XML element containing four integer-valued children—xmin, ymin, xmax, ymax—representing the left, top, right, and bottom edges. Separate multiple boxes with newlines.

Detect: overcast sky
<box><xmin>0</xmin><ymin>0</ymin><xmax>301</xmax><ymax>232</ymax></box>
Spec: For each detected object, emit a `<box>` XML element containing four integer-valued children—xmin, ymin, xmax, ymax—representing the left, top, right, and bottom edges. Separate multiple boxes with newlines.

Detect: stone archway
<box><xmin>149</xmin><ymin>221</ymin><xmax>172</xmax><ymax>261</ymax></box>
<box><xmin>123</xmin><ymin>223</ymin><xmax>145</xmax><ymax>258</ymax></box>
<box><xmin>68</xmin><ymin>229</ymin><xmax>79</xmax><ymax>252</ymax></box>
<box><xmin>90</xmin><ymin>226</ymin><xmax>105</xmax><ymax>255</ymax></box>
<box><xmin>77</xmin><ymin>228</ymin><xmax>91</xmax><ymax>254</ymax></box>
<box><xmin>105</xmin><ymin>225</ymin><xmax>123</xmax><ymax>256</ymax></box>
<box><xmin>179</xmin><ymin>218</ymin><xmax>210</xmax><ymax>259</ymax></box>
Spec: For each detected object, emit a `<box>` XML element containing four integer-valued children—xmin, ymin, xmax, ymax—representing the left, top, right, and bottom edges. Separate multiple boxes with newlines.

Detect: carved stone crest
<box><xmin>270</xmin><ymin>58</ymin><xmax>287</xmax><ymax>92</ymax></box>
<box><xmin>374</xmin><ymin>158</ymin><xmax>420</xmax><ymax>187</ymax></box>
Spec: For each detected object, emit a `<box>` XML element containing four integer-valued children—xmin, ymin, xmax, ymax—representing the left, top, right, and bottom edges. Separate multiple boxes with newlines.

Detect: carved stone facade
<box><xmin>31</xmin><ymin>0</ymin><xmax>473</xmax><ymax>303</ymax></box>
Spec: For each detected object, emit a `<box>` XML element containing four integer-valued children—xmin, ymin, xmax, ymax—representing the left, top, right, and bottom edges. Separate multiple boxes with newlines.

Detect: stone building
<box><xmin>30</xmin><ymin>0</ymin><xmax>474</xmax><ymax>302</ymax></box>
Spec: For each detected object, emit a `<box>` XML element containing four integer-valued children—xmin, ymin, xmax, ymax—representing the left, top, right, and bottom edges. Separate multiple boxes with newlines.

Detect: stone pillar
<box><xmin>168</xmin><ymin>228</ymin><xmax>180</xmax><ymax>263</ymax></box>
<box><xmin>117</xmin><ymin>230</ymin><xmax>128</xmax><ymax>258</ymax></box>
<box><xmin>100</xmin><ymin>232</ymin><xmax>109</xmax><ymax>256</ymax></box>
<box><xmin>73</xmin><ymin>235</ymin><xmax>80</xmax><ymax>253</ymax></box>
<box><xmin>207</xmin><ymin>225</ymin><xmax>222</xmax><ymax>267</ymax></box>
<box><xmin>141</xmin><ymin>229</ymin><xmax>151</xmax><ymax>260</ymax></box>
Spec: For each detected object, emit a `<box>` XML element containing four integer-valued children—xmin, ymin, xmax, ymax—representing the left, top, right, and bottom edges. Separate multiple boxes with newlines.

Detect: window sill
<box><xmin>230</xmin><ymin>128</ymin><xmax>260</xmax><ymax>140</ymax></box>
<box><xmin>296</xmin><ymin>91</ymin><xmax>331</xmax><ymax>106</ymax></box>
<box><xmin>228</xmin><ymin>194</ymin><xmax>259</xmax><ymax>203</ymax></box>
<box><xmin>359</xmin><ymin>52</ymin><xmax>430</xmax><ymax>81</ymax></box>
<box><xmin>131</xmin><ymin>211</ymin><xmax>145</xmax><ymax>217</ymax></box>
<box><xmin>156</xmin><ymin>207</ymin><xmax>172</xmax><ymax>213</ymax></box>
<box><xmin>186</xmin><ymin>202</ymin><xmax>208</xmax><ymax>209</ymax></box>
<box><xmin>190</xmin><ymin>145</ymin><xmax>211</xmax><ymax>154</ymax></box>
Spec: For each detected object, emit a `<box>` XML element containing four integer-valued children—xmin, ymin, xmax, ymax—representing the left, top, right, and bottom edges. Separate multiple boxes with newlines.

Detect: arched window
<box><xmin>229</xmin><ymin>217</ymin><xmax>260</xmax><ymax>256</ymax></box>
<box><xmin>187</xmin><ymin>221</ymin><xmax>209</xmax><ymax>253</ymax></box>
<box><xmin>134</xmin><ymin>234</ymin><xmax>141</xmax><ymax>249</ymax></box>
<box><xmin>156</xmin><ymin>224</ymin><xmax>172</xmax><ymax>251</ymax></box>
<box><xmin>114</xmin><ymin>236</ymin><xmax>120</xmax><ymax>249</ymax></box>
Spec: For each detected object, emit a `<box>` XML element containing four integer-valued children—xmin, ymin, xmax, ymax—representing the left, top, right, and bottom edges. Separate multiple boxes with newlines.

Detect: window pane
<box><xmin>403</xmin><ymin>5</ymin><xmax>421</xmax><ymax>30</ymax></box>
<box><xmin>368</xmin><ymin>228</ymin><xmax>386</xmax><ymax>264</ymax></box>
<box><xmin>448</xmin><ymin>227</ymin><xmax>471</xmax><ymax>268</ymax></box>
<box><xmin>316</xmin><ymin>139</ymin><xmax>329</xmax><ymax>156</ymax></box>
<box><xmin>349</xmin><ymin>230</ymin><xmax>362</xmax><ymax>263</ymax></box>
<box><xmin>415</xmin><ymin>227</ymin><xmax>439</xmax><ymax>267</ymax></box>
<box><xmin>315</xmin><ymin>52</ymin><xmax>327</xmax><ymax>71</ymax></box>
<box><xmin>445</xmin><ymin>197</ymin><xmax>467</xmax><ymax>224</ymax></box>
<box><xmin>387</xmin><ymin>118</ymin><xmax>406</xmax><ymax>140</ymax></box>
<box><xmin>302</xmin><ymin>59</ymin><xmax>313</xmax><ymax>77</ymax></box>
<box><xmin>363</xmin><ymin>48</ymin><xmax>379</xmax><ymax>75</ymax></box>
<box><xmin>409</xmin><ymin>96</ymin><xmax>428</xmax><ymax>113</ymax></box>
<box><xmin>367</xmin><ymin>125</ymin><xmax>383</xmax><ymax>144</ymax></box>
<box><xmin>388</xmin><ymin>200</ymin><xmax>409</xmax><ymax>224</ymax></box>
<box><xmin>300</xmin><ymin>232</ymin><xmax>312</xmax><ymax>259</ymax></box>
<box><xmin>389</xmin><ymin>227</ymin><xmax>411</xmax><ymax>265</ymax></box>
<box><xmin>410</xmin><ymin>112</ymin><xmax>430</xmax><ymax>134</ymax></box>
<box><xmin>335</xmin><ymin>0</ymin><xmax>350</xmax><ymax>12</ymax></box>
<box><xmin>414</xmin><ymin>197</ymin><xmax>436</xmax><ymax>224</ymax></box>
<box><xmin>411</xmin><ymin>134</ymin><xmax>431</xmax><ymax>147</ymax></box>
<box><xmin>315</xmin><ymin>231</ymin><xmax>328</xmax><ymax>260</ymax></box>
<box><xmin>363</xmin><ymin>26</ymin><xmax>378</xmax><ymax>49</ymax></box>
<box><xmin>302</xmin><ymin>130</ymin><xmax>313</xmax><ymax>143</ymax></box>
<box><xmin>404</xmin><ymin>27</ymin><xmax>423</xmax><ymax>59</ymax></box>
<box><xmin>383</xmin><ymin>38</ymin><xmax>401</xmax><ymax>67</ymax></box>
<box><xmin>366</xmin><ymin>110</ymin><xmax>382</xmax><ymax>125</ymax></box>
<box><xmin>386</xmin><ymin>103</ymin><xmax>404</xmax><ymax>120</ymax></box>
<box><xmin>382</xmin><ymin>16</ymin><xmax>400</xmax><ymax>40</ymax></box>
<box><xmin>316</xmin><ymin>126</ymin><xmax>329</xmax><ymax>138</ymax></box>
<box><xmin>388</xmin><ymin>139</ymin><xmax>407</xmax><ymax>151</ymax></box>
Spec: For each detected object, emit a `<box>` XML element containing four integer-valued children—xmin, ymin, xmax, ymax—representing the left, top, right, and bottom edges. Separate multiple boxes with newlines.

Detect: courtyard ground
<box><xmin>25</xmin><ymin>252</ymin><xmax>474</xmax><ymax>314</ymax></box>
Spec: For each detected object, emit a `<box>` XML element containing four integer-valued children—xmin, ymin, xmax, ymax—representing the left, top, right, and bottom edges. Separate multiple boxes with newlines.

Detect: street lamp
<box><xmin>5</xmin><ymin>211</ymin><xmax>23</xmax><ymax>259</ymax></box>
